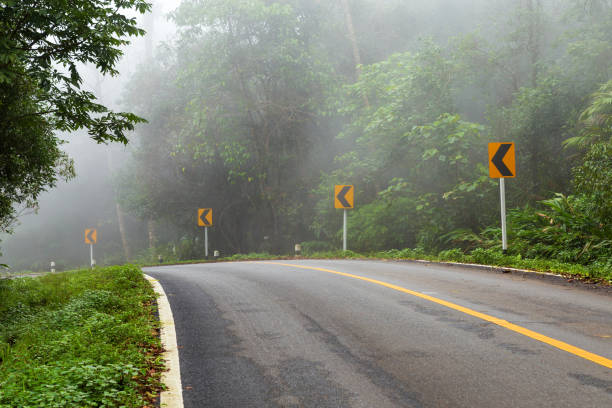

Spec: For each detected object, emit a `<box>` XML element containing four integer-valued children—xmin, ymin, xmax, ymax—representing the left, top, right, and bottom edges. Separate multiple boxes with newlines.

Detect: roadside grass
<box><xmin>307</xmin><ymin>248</ymin><xmax>611</xmax><ymax>283</ymax></box>
<box><xmin>141</xmin><ymin>248</ymin><xmax>611</xmax><ymax>284</ymax></box>
<box><xmin>372</xmin><ymin>248</ymin><xmax>611</xmax><ymax>283</ymax></box>
<box><xmin>0</xmin><ymin>265</ymin><xmax>164</xmax><ymax>407</ymax></box>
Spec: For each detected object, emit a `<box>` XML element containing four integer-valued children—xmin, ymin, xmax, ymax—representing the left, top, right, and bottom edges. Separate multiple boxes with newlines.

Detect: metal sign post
<box><xmin>499</xmin><ymin>178</ymin><xmax>507</xmax><ymax>252</ymax></box>
<box><xmin>488</xmin><ymin>143</ymin><xmax>515</xmax><ymax>253</ymax></box>
<box><xmin>90</xmin><ymin>244</ymin><xmax>94</xmax><ymax>268</ymax></box>
<box><xmin>343</xmin><ymin>209</ymin><xmax>348</xmax><ymax>251</ymax></box>
<box><xmin>205</xmin><ymin>227</ymin><xmax>209</xmax><ymax>258</ymax></box>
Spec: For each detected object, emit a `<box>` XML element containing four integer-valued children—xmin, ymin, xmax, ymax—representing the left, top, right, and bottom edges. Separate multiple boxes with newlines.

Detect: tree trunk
<box><xmin>341</xmin><ymin>0</ymin><xmax>363</xmax><ymax>77</ymax></box>
<box><xmin>148</xmin><ymin>218</ymin><xmax>157</xmax><ymax>250</ymax></box>
<box><xmin>144</xmin><ymin>3</ymin><xmax>158</xmax><ymax>256</ymax></box>
<box><xmin>144</xmin><ymin>2</ymin><xmax>155</xmax><ymax>61</ymax></box>
<box><xmin>116</xmin><ymin>203</ymin><xmax>131</xmax><ymax>261</ymax></box>
<box><xmin>107</xmin><ymin>154</ymin><xmax>132</xmax><ymax>262</ymax></box>
<box><xmin>99</xmin><ymin>75</ymin><xmax>132</xmax><ymax>263</ymax></box>
<box><xmin>341</xmin><ymin>0</ymin><xmax>378</xmax><ymax>195</ymax></box>
<box><xmin>525</xmin><ymin>0</ymin><xmax>541</xmax><ymax>87</ymax></box>
<box><xmin>341</xmin><ymin>0</ymin><xmax>370</xmax><ymax>108</ymax></box>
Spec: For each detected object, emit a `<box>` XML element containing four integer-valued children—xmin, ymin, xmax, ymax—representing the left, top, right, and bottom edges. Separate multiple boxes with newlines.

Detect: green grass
<box><xmin>302</xmin><ymin>247</ymin><xmax>610</xmax><ymax>283</ymax></box>
<box><xmin>372</xmin><ymin>248</ymin><xmax>610</xmax><ymax>282</ymax></box>
<box><xmin>0</xmin><ymin>265</ymin><xmax>164</xmax><ymax>407</ymax></box>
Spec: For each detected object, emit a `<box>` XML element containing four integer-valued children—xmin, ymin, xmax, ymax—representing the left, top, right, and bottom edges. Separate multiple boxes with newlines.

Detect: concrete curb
<box><xmin>144</xmin><ymin>274</ymin><xmax>184</xmax><ymax>408</ymax></box>
<box><xmin>401</xmin><ymin>258</ymin><xmax>565</xmax><ymax>278</ymax></box>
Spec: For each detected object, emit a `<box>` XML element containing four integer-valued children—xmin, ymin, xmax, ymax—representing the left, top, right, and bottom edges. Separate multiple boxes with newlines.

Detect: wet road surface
<box><xmin>144</xmin><ymin>260</ymin><xmax>612</xmax><ymax>407</ymax></box>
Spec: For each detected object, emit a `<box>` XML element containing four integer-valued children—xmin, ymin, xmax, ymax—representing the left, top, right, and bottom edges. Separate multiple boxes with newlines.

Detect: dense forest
<box><xmin>2</xmin><ymin>0</ymin><xmax>611</xmax><ymax>273</ymax></box>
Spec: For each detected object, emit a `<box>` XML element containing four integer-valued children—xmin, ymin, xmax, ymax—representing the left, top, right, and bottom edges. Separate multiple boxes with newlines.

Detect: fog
<box><xmin>0</xmin><ymin>0</ymin><xmax>181</xmax><ymax>270</ymax></box>
<box><xmin>2</xmin><ymin>0</ymin><xmax>610</xmax><ymax>271</ymax></box>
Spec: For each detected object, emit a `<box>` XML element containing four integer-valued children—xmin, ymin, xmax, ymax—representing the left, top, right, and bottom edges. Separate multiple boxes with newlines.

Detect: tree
<box><xmin>311</xmin><ymin>44</ymin><xmax>497</xmax><ymax>250</ymax></box>
<box><xmin>344</xmin><ymin>114</ymin><xmax>493</xmax><ymax>252</ymax></box>
<box><xmin>108</xmin><ymin>0</ymin><xmax>612</xmax><ymax>264</ymax></box>
<box><xmin>116</xmin><ymin>0</ymin><xmax>341</xmax><ymax>255</ymax></box>
<box><xmin>0</xmin><ymin>0</ymin><xmax>150</xmax><ymax>239</ymax></box>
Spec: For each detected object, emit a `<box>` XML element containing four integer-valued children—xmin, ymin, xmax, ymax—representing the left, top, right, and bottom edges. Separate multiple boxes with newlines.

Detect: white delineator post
<box><xmin>499</xmin><ymin>178</ymin><xmax>507</xmax><ymax>252</ymax></box>
<box><xmin>343</xmin><ymin>209</ymin><xmax>347</xmax><ymax>251</ymax></box>
<box><xmin>205</xmin><ymin>227</ymin><xmax>209</xmax><ymax>258</ymax></box>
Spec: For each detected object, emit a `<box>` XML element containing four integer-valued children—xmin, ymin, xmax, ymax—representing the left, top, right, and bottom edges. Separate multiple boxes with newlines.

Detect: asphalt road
<box><xmin>144</xmin><ymin>260</ymin><xmax>612</xmax><ymax>408</ymax></box>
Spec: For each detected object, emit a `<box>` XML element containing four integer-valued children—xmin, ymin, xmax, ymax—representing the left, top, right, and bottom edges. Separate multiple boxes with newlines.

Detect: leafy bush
<box><xmin>507</xmin><ymin>194</ymin><xmax>612</xmax><ymax>265</ymax></box>
<box><xmin>573</xmin><ymin>142</ymin><xmax>612</xmax><ymax>223</ymax></box>
<box><xmin>443</xmin><ymin>191</ymin><xmax>612</xmax><ymax>270</ymax></box>
<box><xmin>1</xmin><ymin>362</ymin><xmax>140</xmax><ymax>407</ymax></box>
<box><xmin>469</xmin><ymin>248</ymin><xmax>507</xmax><ymax>265</ymax></box>
<box><xmin>437</xmin><ymin>248</ymin><xmax>467</xmax><ymax>262</ymax></box>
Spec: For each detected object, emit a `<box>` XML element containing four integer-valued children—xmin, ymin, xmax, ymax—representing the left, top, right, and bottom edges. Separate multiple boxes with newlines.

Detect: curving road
<box><xmin>144</xmin><ymin>260</ymin><xmax>612</xmax><ymax>408</ymax></box>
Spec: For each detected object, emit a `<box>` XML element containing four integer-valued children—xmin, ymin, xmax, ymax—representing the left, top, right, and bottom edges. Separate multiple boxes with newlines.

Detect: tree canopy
<box><xmin>3</xmin><ymin>0</ymin><xmax>612</xmax><ymax>273</ymax></box>
<box><xmin>0</xmin><ymin>0</ymin><xmax>149</xmax><ymax>239</ymax></box>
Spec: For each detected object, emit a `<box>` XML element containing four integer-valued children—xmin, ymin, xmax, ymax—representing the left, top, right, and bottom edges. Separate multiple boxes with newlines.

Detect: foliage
<box><xmin>510</xmin><ymin>195</ymin><xmax>612</xmax><ymax>264</ymax></box>
<box><xmin>0</xmin><ymin>0</ymin><xmax>150</xmax><ymax>142</ymax></box>
<box><xmin>182</xmin><ymin>246</ymin><xmax>611</xmax><ymax>282</ymax></box>
<box><xmin>104</xmin><ymin>0</ymin><xmax>612</xmax><ymax>270</ymax></box>
<box><xmin>491</xmin><ymin>76</ymin><xmax>577</xmax><ymax>202</ymax></box>
<box><xmin>447</xmin><ymin>193</ymin><xmax>612</xmax><ymax>269</ymax></box>
<box><xmin>222</xmin><ymin>252</ymin><xmax>277</xmax><ymax>261</ymax></box>
<box><xmin>0</xmin><ymin>1</ymin><xmax>149</xmax><ymax>240</ymax></box>
<box><xmin>5</xmin><ymin>1</ymin><xmax>610</xmax><ymax>272</ymax></box>
<box><xmin>317</xmin><ymin>109</ymin><xmax>496</xmax><ymax>252</ymax></box>
<box><xmin>311</xmin><ymin>43</ymin><xmax>471</xmax><ymax>242</ymax></box>
<box><xmin>373</xmin><ymin>246</ymin><xmax>608</xmax><ymax>281</ymax></box>
<box><xmin>573</xmin><ymin>143</ymin><xmax>612</xmax><ymax>221</ymax></box>
<box><xmin>0</xmin><ymin>265</ymin><xmax>164</xmax><ymax>407</ymax></box>
<box><xmin>0</xmin><ymin>68</ymin><xmax>74</xmax><ymax>238</ymax></box>
<box><xmin>565</xmin><ymin>80</ymin><xmax>612</xmax><ymax>147</ymax></box>
<box><xmin>118</xmin><ymin>0</ymin><xmax>341</xmax><ymax>254</ymax></box>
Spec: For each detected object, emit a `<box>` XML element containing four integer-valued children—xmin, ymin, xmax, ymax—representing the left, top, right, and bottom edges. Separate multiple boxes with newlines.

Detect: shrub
<box><xmin>437</xmin><ymin>248</ymin><xmax>467</xmax><ymax>262</ymax></box>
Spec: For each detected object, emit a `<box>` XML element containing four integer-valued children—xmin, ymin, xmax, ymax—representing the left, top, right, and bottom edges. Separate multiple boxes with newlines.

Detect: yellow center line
<box><xmin>259</xmin><ymin>261</ymin><xmax>612</xmax><ymax>370</ymax></box>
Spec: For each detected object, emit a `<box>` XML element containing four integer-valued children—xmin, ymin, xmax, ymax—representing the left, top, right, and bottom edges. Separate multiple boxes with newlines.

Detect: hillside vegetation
<box><xmin>2</xmin><ymin>1</ymin><xmax>611</xmax><ymax>276</ymax></box>
<box><xmin>114</xmin><ymin>0</ymin><xmax>611</xmax><ymax>275</ymax></box>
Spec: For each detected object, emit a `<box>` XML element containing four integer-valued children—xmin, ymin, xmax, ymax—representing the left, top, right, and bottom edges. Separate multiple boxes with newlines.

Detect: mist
<box><xmin>0</xmin><ymin>0</ymin><xmax>181</xmax><ymax>270</ymax></box>
<box><xmin>2</xmin><ymin>0</ymin><xmax>611</xmax><ymax>271</ymax></box>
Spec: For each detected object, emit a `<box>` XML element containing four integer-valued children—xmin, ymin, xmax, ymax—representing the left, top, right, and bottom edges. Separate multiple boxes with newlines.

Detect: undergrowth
<box><xmin>0</xmin><ymin>265</ymin><xmax>164</xmax><ymax>407</ymax></box>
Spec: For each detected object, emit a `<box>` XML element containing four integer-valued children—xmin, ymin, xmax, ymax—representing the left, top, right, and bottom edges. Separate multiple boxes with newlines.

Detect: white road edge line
<box><xmin>144</xmin><ymin>274</ymin><xmax>184</xmax><ymax>408</ymax></box>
